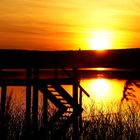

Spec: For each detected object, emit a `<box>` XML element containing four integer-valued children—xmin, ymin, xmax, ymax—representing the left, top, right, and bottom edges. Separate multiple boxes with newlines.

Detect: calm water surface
<box><xmin>80</xmin><ymin>78</ymin><xmax>125</xmax><ymax>113</ymax></box>
<box><xmin>0</xmin><ymin>73</ymin><xmax>127</xmax><ymax>118</ymax></box>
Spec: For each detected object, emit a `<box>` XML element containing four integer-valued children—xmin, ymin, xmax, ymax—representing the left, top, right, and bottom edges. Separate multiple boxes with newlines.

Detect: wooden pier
<box><xmin>0</xmin><ymin>55</ymin><xmax>90</xmax><ymax>139</ymax></box>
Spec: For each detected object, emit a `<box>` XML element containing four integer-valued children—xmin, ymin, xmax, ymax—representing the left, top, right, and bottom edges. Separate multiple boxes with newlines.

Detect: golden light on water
<box><xmin>81</xmin><ymin>78</ymin><xmax>125</xmax><ymax>112</ymax></box>
<box><xmin>91</xmin><ymin>79</ymin><xmax>110</xmax><ymax>100</ymax></box>
<box><xmin>96</xmin><ymin>67</ymin><xmax>106</xmax><ymax>71</ymax></box>
<box><xmin>89</xmin><ymin>30</ymin><xmax>112</xmax><ymax>50</ymax></box>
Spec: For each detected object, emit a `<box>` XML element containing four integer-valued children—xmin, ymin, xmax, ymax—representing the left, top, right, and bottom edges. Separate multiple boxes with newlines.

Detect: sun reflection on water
<box><xmin>81</xmin><ymin>78</ymin><xmax>125</xmax><ymax>113</ymax></box>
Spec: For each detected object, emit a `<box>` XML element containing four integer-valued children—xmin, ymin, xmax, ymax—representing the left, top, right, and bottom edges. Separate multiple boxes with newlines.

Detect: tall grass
<box><xmin>1</xmin><ymin>90</ymin><xmax>26</xmax><ymax>140</ymax></box>
<box><xmin>0</xmin><ymin>88</ymin><xmax>58</xmax><ymax>140</ymax></box>
<box><xmin>82</xmin><ymin>103</ymin><xmax>140</xmax><ymax>140</ymax></box>
<box><xmin>0</xmin><ymin>83</ymin><xmax>140</xmax><ymax>140</ymax></box>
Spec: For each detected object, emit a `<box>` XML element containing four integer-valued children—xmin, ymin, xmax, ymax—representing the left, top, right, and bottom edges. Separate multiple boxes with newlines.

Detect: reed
<box><xmin>0</xmin><ymin>88</ymin><xmax>140</xmax><ymax>140</ymax></box>
<box><xmin>82</xmin><ymin>102</ymin><xmax>140</xmax><ymax>140</ymax></box>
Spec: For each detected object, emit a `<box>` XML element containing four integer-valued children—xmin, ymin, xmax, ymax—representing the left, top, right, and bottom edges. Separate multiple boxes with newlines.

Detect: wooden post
<box><xmin>72</xmin><ymin>66</ymin><xmax>79</xmax><ymax>140</ymax></box>
<box><xmin>25</xmin><ymin>68</ymin><xmax>31</xmax><ymax>136</ymax></box>
<box><xmin>0</xmin><ymin>85</ymin><xmax>7</xmax><ymax>140</ymax></box>
<box><xmin>0</xmin><ymin>70</ymin><xmax>7</xmax><ymax>140</ymax></box>
<box><xmin>42</xmin><ymin>89</ymin><xmax>48</xmax><ymax>139</ymax></box>
<box><xmin>79</xmin><ymin>88</ymin><xmax>82</xmax><ymax>133</ymax></box>
<box><xmin>32</xmin><ymin>68</ymin><xmax>39</xmax><ymax>135</ymax></box>
<box><xmin>1</xmin><ymin>85</ymin><xmax>6</xmax><ymax>122</ymax></box>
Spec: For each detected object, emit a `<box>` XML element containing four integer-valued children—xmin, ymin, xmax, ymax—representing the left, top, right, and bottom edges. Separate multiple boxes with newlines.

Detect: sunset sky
<box><xmin>0</xmin><ymin>0</ymin><xmax>140</xmax><ymax>50</ymax></box>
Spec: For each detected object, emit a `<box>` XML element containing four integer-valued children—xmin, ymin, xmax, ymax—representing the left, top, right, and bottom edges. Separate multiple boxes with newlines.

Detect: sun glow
<box><xmin>78</xmin><ymin>79</ymin><xmax>125</xmax><ymax>113</ymax></box>
<box><xmin>92</xmin><ymin>79</ymin><xmax>110</xmax><ymax>100</ymax></box>
<box><xmin>89</xmin><ymin>30</ymin><xmax>112</xmax><ymax>50</ymax></box>
<box><xmin>96</xmin><ymin>67</ymin><xmax>105</xmax><ymax>71</ymax></box>
<box><xmin>81</xmin><ymin>78</ymin><xmax>123</xmax><ymax>103</ymax></box>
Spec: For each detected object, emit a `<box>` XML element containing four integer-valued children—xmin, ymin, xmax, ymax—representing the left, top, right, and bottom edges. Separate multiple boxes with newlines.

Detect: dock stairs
<box><xmin>38</xmin><ymin>66</ymin><xmax>90</xmax><ymax>139</ymax></box>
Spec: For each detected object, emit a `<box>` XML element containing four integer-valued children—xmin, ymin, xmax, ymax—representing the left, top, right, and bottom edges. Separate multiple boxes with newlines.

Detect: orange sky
<box><xmin>0</xmin><ymin>0</ymin><xmax>140</xmax><ymax>50</ymax></box>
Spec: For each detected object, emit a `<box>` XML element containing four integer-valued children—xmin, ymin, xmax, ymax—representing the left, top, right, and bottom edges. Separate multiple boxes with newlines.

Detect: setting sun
<box><xmin>89</xmin><ymin>30</ymin><xmax>112</xmax><ymax>50</ymax></box>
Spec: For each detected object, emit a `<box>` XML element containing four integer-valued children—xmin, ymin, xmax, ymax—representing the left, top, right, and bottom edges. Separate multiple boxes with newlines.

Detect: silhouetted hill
<box><xmin>0</xmin><ymin>49</ymin><xmax>140</xmax><ymax>78</ymax></box>
<box><xmin>0</xmin><ymin>48</ymin><xmax>140</xmax><ymax>69</ymax></box>
<box><xmin>0</xmin><ymin>49</ymin><xmax>140</xmax><ymax>69</ymax></box>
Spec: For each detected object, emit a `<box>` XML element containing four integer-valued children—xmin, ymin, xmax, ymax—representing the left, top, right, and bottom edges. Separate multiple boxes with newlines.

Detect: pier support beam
<box><xmin>0</xmin><ymin>85</ymin><xmax>7</xmax><ymax>140</ymax></box>
<box><xmin>42</xmin><ymin>90</ymin><xmax>48</xmax><ymax>138</ymax></box>
<box><xmin>25</xmin><ymin>68</ymin><xmax>32</xmax><ymax>137</ymax></box>
<box><xmin>79</xmin><ymin>88</ymin><xmax>82</xmax><ymax>133</ymax></box>
<box><xmin>32</xmin><ymin>68</ymin><xmax>39</xmax><ymax>135</ymax></box>
<box><xmin>1</xmin><ymin>85</ymin><xmax>7</xmax><ymax>122</ymax></box>
<box><xmin>72</xmin><ymin>66</ymin><xmax>79</xmax><ymax>140</ymax></box>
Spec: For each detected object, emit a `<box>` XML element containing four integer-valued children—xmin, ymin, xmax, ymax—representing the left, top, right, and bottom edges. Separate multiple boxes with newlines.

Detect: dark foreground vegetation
<box><xmin>82</xmin><ymin>105</ymin><xmax>140</xmax><ymax>140</ymax></box>
<box><xmin>0</xmin><ymin>48</ymin><xmax>140</xmax><ymax>139</ymax></box>
<box><xmin>0</xmin><ymin>93</ymin><xmax>140</xmax><ymax>140</ymax></box>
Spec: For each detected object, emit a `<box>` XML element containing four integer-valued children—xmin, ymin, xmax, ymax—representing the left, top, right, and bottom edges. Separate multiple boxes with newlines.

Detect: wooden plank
<box><xmin>0</xmin><ymin>78</ymin><xmax>73</xmax><ymax>86</ymax></box>
<box><xmin>39</xmin><ymin>84</ymin><xmax>66</xmax><ymax>110</ymax></box>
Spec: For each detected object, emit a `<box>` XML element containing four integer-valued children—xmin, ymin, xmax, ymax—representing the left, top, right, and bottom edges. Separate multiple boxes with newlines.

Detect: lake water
<box><xmin>80</xmin><ymin>78</ymin><xmax>125</xmax><ymax>114</ymax></box>
<box><xmin>0</xmin><ymin>69</ymin><xmax>133</xmax><ymax>119</ymax></box>
<box><xmin>0</xmin><ymin>78</ymin><xmax>125</xmax><ymax>118</ymax></box>
<box><xmin>59</xmin><ymin>76</ymin><xmax>126</xmax><ymax>115</ymax></box>
<box><xmin>1</xmin><ymin>70</ymin><xmax>140</xmax><ymax>135</ymax></box>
